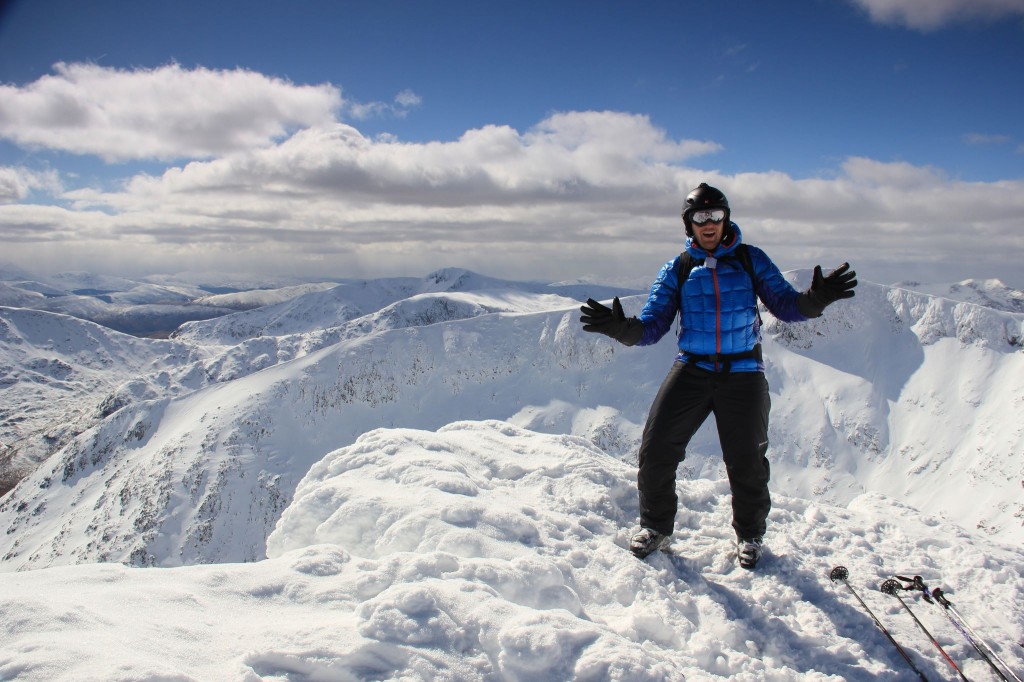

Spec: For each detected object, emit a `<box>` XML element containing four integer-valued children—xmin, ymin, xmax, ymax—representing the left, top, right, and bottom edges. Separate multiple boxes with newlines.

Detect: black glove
<box><xmin>580</xmin><ymin>297</ymin><xmax>643</xmax><ymax>346</ymax></box>
<box><xmin>798</xmin><ymin>262</ymin><xmax>858</xmax><ymax>318</ymax></box>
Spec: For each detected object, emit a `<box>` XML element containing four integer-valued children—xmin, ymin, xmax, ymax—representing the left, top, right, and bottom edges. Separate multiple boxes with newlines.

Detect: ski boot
<box><xmin>630</xmin><ymin>527</ymin><xmax>670</xmax><ymax>559</ymax></box>
<box><xmin>737</xmin><ymin>537</ymin><xmax>763</xmax><ymax>569</ymax></box>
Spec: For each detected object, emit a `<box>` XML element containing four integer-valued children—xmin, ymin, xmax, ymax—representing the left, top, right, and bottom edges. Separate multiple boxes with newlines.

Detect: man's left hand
<box><xmin>799</xmin><ymin>262</ymin><xmax>857</xmax><ymax>317</ymax></box>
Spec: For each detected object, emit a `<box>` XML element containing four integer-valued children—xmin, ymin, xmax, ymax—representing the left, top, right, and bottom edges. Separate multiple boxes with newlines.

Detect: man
<box><xmin>579</xmin><ymin>182</ymin><xmax>856</xmax><ymax>568</ymax></box>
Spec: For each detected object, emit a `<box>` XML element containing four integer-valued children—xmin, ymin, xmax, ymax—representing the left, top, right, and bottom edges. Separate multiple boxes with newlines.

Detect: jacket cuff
<box><xmin>797</xmin><ymin>292</ymin><xmax>825</xmax><ymax>319</ymax></box>
<box><xmin>616</xmin><ymin>317</ymin><xmax>644</xmax><ymax>346</ymax></box>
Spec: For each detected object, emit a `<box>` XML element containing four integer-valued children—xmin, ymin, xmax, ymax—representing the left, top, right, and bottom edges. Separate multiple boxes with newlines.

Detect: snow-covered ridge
<box><xmin>893</xmin><ymin>278</ymin><xmax>1024</xmax><ymax>314</ymax></box>
<box><xmin>0</xmin><ymin>268</ymin><xmax>335</xmax><ymax>337</ymax></box>
<box><xmin>192</xmin><ymin>281</ymin><xmax>340</xmax><ymax>310</ymax></box>
<box><xmin>173</xmin><ymin>267</ymin><xmax>634</xmax><ymax>345</ymax></box>
<box><xmin>0</xmin><ymin>283</ymin><xmax>45</xmax><ymax>308</ymax></box>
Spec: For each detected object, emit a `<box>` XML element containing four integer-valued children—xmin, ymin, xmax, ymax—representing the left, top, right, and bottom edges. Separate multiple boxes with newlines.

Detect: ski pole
<box><xmin>932</xmin><ymin>587</ymin><xmax>1023</xmax><ymax>682</ymax></box>
<box><xmin>910</xmin><ymin>581</ymin><xmax>1010</xmax><ymax>682</ymax></box>
<box><xmin>881</xmin><ymin>578</ymin><xmax>969</xmax><ymax>681</ymax></box>
<box><xmin>897</xmin><ymin>576</ymin><xmax>1012</xmax><ymax>682</ymax></box>
<box><xmin>829</xmin><ymin>566</ymin><xmax>929</xmax><ymax>681</ymax></box>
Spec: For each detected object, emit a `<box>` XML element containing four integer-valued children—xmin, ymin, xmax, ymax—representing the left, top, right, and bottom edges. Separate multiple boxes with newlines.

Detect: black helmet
<box><xmin>681</xmin><ymin>182</ymin><xmax>730</xmax><ymax>236</ymax></box>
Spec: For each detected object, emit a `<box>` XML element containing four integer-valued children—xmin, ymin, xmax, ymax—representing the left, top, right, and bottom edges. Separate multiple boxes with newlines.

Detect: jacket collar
<box><xmin>686</xmin><ymin>222</ymin><xmax>743</xmax><ymax>260</ymax></box>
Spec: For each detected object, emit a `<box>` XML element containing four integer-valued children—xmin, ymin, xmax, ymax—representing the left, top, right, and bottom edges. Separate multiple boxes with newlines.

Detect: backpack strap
<box><xmin>735</xmin><ymin>244</ymin><xmax>763</xmax><ymax>326</ymax></box>
<box><xmin>673</xmin><ymin>251</ymin><xmax>696</xmax><ymax>308</ymax></box>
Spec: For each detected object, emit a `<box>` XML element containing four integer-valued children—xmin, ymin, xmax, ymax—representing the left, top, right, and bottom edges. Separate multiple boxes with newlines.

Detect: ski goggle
<box><xmin>690</xmin><ymin>208</ymin><xmax>727</xmax><ymax>225</ymax></box>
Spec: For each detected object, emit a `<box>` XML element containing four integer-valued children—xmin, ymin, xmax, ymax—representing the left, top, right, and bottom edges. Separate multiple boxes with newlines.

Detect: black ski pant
<box><xmin>637</xmin><ymin>361</ymin><xmax>771</xmax><ymax>540</ymax></box>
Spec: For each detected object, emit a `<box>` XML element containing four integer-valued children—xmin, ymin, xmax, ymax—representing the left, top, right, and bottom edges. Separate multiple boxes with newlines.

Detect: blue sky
<box><xmin>1</xmin><ymin>0</ymin><xmax>1023</xmax><ymax>287</ymax></box>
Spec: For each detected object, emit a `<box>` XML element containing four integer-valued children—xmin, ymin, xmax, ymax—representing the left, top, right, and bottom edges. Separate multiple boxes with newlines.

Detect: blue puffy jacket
<box><xmin>637</xmin><ymin>223</ymin><xmax>806</xmax><ymax>372</ymax></box>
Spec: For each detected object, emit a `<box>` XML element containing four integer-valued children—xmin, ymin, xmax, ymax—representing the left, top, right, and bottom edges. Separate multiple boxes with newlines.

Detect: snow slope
<box><xmin>0</xmin><ymin>420</ymin><xmax>1021</xmax><ymax>681</ymax></box>
<box><xmin>0</xmin><ymin>269</ymin><xmax>309</xmax><ymax>337</ymax></box>
<box><xmin>193</xmin><ymin>281</ymin><xmax>342</xmax><ymax>310</ymax></box>
<box><xmin>0</xmin><ymin>307</ymin><xmax>212</xmax><ymax>482</ymax></box>
<box><xmin>0</xmin><ymin>283</ymin><xmax>44</xmax><ymax>308</ymax></box>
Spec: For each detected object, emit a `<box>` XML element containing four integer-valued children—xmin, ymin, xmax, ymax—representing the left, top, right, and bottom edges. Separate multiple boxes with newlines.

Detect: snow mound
<box><xmin>267</xmin><ymin>420</ymin><xmax>636</xmax><ymax>561</ymax></box>
<box><xmin>2</xmin><ymin>420</ymin><xmax>1022</xmax><ymax>681</ymax></box>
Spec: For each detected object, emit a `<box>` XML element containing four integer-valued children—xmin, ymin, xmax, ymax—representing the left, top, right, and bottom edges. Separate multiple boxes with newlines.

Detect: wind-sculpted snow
<box><xmin>266</xmin><ymin>421</ymin><xmax>635</xmax><ymax>561</ymax></box>
<box><xmin>1</xmin><ymin>421</ymin><xmax>1022</xmax><ymax>680</ymax></box>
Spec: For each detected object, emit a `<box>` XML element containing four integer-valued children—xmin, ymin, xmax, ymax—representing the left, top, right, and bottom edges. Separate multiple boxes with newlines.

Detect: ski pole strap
<box><xmin>931</xmin><ymin>588</ymin><xmax>953</xmax><ymax>608</ymax></box>
<box><xmin>683</xmin><ymin>344</ymin><xmax>762</xmax><ymax>374</ymax></box>
<box><xmin>897</xmin><ymin>575</ymin><xmax>934</xmax><ymax>603</ymax></box>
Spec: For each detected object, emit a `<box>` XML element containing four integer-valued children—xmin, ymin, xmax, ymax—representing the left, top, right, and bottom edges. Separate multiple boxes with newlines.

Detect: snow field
<box><xmin>3</xmin><ymin>419</ymin><xmax>1021</xmax><ymax>680</ymax></box>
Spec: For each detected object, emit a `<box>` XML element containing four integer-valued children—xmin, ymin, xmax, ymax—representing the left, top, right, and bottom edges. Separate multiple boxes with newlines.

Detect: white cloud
<box><xmin>839</xmin><ymin>156</ymin><xmax>947</xmax><ymax>188</ymax></box>
<box><xmin>67</xmin><ymin>112</ymin><xmax>717</xmax><ymax>212</ymax></box>
<box><xmin>848</xmin><ymin>0</ymin><xmax>1024</xmax><ymax>31</ymax></box>
<box><xmin>0</xmin><ymin>63</ymin><xmax>343</xmax><ymax>162</ymax></box>
<box><xmin>963</xmin><ymin>132</ymin><xmax>1012</xmax><ymax>146</ymax></box>
<box><xmin>0</xmin><ymin>166</ymin><xmax>61</xmax><ymax>203</ymax></box>
<box><xmin>348</xmin><ymin>89</ymin><xmax>423</xmax><ymax>120</ymax></box>
<box><xmin>394</xmin><ymin>89</ymin><xmax>423</xmax><ymax>108</ymax></box>
<box><xmin>1</xmin><ymin>111</ymin><xmax>1022</xmax><ymax>288</ymax></box>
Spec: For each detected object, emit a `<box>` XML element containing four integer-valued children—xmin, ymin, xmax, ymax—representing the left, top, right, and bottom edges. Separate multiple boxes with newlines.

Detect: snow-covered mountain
<box><xmin>0</xmin><ymin>282</ymin><xmax>45</xmax><ymax>308</ymax></box>
<box><xmin>894</xmin><ymin>278</ymin><xmax>1024</xmax><ymax>314</ymax></box>
<box><xmin>173</xmin><ymin>267</ymin><xmax>635</xmax><ymax>345</ymax></box>
<box><xmin>0</xmin><ymin>268</ymin><xmax>635</xmax><ymax>493</ymax></box>
<box><xmin>0</xmin><ymin>269</ymin><xmax>1020</xmax><ymax>572</ymax></box>
<box><xmin>193</xmin><ymin>281</ymin><xmax>342</xmax><ymax>310</ymax></box>
<box><xmin>0</xmin><ymin>268</ymin><xmax>1022</xmax><ymax>680</ymax></box>
<box><xmin>0</xmin><ymin>267</ymin><xmax>338</xmax><ymax>337</ymax></box>
<box><xmin>0</xmin><ymin>307</ymin><xmax>214</xmax><ymax>489</ymax></box>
